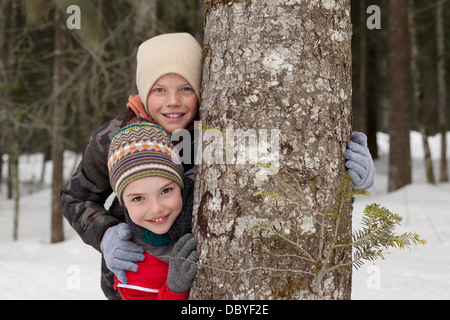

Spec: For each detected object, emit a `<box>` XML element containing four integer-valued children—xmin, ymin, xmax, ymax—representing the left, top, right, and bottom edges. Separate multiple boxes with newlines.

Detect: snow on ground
<box><xmin>352</xmin><ymin>132</ymin><xmax>450</xmax><ymax>300</ymax></box>
<box><xmin>1</xmin><ymin>132</ymin><xmax>449</xmax><ymax>300</ymax></box>
<box><xmin>0</xmin><ymin>152</ymin><xmax>106</xmax><ymax>300</ymax></box>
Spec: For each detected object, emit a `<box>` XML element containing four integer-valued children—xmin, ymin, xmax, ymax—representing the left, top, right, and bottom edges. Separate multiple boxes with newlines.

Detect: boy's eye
<box><xmin>154</xmin><ymin>88</ymin><xmax>164</xmax><ymax>93</ymax></box>
<box><xmin>161</xmin><ymin>188</ymin><xmax>172</xmax><ymax>195</ymax></box>
<box><xmin>181</xmin><ymin>87</ymin><xmax>192</xmax><ymax>92</ymax></box>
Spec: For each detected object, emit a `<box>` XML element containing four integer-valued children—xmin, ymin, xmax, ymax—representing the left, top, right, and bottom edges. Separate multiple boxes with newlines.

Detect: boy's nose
<box><xmin>166</xmin><ymin>91</ymin><xmax>181</xmax><ymax>106</ymax></box>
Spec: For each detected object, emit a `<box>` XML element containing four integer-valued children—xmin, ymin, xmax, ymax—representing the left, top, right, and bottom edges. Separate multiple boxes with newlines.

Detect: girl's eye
<box><xmin>181</xmin><ymin>87</ymin><xmax>192</xmax><ymax>92</ymax></box>
<box><xmin>161</xmin><ymin>188</ymin><xmax>172</xmax><ymax>195</ymax></box>
<box><xmin>132</xmin><ymin>196</ymin><xmax>144</xmax><ymax>202</ymax></box>
<box><xmin>154</xmin><ymin>88</ymin><xmax>164</xmax><ymax>93</ymax></box>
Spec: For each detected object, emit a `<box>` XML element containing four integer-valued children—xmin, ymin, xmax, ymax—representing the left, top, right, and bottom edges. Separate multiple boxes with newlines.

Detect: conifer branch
<box><xmin>252</xmin><ymin>170</ymin><xmax>427</xmax><ymax>277</ymax></box>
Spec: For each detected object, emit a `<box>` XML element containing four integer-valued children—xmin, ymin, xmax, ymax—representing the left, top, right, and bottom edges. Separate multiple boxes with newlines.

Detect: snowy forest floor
<box><xmin>1</xmin><ymin>132</ymin><xmax>449</xmax><ymax>300</ymax></box>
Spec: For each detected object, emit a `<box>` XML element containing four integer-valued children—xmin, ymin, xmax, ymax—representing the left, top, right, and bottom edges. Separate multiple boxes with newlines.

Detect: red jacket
<box><xmin>114</xmin><ymin>251</ymin><xmax>189</xmax><ymax>300</ymax></box>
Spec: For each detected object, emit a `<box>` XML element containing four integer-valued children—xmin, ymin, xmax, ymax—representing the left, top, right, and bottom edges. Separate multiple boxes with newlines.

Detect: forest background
<box><xmin>0</xmin><ymin>0</ymin><xmax>449</xmax><ymax>243</ymax></box>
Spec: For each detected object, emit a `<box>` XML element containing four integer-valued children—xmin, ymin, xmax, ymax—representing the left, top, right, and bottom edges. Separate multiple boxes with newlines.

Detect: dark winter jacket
<box><xmin>60</xmin><ymin>98</ymin><xmax>196</xmax><ymax>299</ymax></box>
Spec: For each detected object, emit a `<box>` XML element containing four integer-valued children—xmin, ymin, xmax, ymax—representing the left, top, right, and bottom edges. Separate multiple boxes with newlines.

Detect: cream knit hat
<box><xmin>136</xmin><ymin>33</ymin><xmax>202</xmax><ymax>112</ymax></box>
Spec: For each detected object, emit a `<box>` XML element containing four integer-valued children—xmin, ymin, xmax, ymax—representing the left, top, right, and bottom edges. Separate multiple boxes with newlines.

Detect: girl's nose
<box><xmin>148</xmin><ymin>200</ymin><xmax>164</xmax><ymax>215</ymax></box>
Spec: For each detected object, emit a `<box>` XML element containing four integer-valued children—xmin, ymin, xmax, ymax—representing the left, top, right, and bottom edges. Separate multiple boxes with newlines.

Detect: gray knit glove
<box><xmin>166</xmin><ymin>233</ymin><xmax>199</xmax><ymax>293</ymax></box>
<box><xmin>344</xmin><ymin>132</ymin><xmax>375</xmax><ymax>190</ymax></box>
<box><xmin>100</xmin><ymin>223</ymin><xmax>145</xmax><ymax>283</ymax></box>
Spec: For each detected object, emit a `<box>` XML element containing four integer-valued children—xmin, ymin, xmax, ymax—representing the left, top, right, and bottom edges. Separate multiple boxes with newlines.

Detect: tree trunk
<box><xmin>51</xmin><ymin>6</ymin><xmax>66</xmax><ymax>243</ymax></box>
<box><xmin>436</xmin><ymin>0</ymin><xmax>448</xmax><ymax>182</ymax></box>
<box><xmin>408</xmin><ymin>0</ymin><xmax>435</xmax><ymax>184</ymax></box>
<box><xmin>7</xmin><ymin>156</ymin><xmax>13</xmax><ymax>199</ymax></box>
<box><xmin>0</xmin><ymin>147</ymin><xmax>3</xmax><ymax>190</ymax></box>
<box><xmin>388</xmin><ymin>0</ymin><xmax>411</xmax><ymax>192</ymax></box>
<box><xmin>366</xmin><ymin>40</ymin><xmax>378</xmax><ymax>160</ymax></box>
<box><xmin>11</xmin><ymin>153</ymin><xmax>19</xmax><ymax>241</ymax></box>
<box><xmin>358</xmin><ymin>0</ymin><xmax>368</xmax><ymax>134</ymax></box>
<box><xmin>191</xmin><ymin>0</ymin><xmax>353</xmax><ymax>300</ymax></box>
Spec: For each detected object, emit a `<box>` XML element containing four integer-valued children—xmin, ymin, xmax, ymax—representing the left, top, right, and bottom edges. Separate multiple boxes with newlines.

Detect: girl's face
<box><xmin>123</xmin><ymin>176</ymin><xmax>182</xmax><ymax>235</ymax></box>
<box><xmin>146</xmin><ymin>73</ymin><xmax>198</xmax><ymax>134</ymax></box>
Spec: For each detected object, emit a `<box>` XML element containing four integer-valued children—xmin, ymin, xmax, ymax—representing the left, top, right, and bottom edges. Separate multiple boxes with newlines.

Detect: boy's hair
<box><xmin>107</xmin><ymin>118</ymin><xmax>184</xmax><ymax>205</ymax></box>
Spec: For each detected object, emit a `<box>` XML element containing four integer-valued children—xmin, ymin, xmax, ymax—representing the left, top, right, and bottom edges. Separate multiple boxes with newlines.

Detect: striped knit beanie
<box><xmin>108</xmin><ymin>119</ymin><xmax>184</xmax><ymax>205</ymax></box>
<box><xmin>136</xmin><ymin>33</ymin><xmax>202</xmax><ymax>111</ymax></box>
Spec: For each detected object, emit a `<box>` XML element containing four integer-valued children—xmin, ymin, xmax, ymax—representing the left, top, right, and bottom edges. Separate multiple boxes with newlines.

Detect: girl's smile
<box><xmin>146</xmin><ymin>213</ymin><xmax>170</xmax><ymax>225</ymax></box>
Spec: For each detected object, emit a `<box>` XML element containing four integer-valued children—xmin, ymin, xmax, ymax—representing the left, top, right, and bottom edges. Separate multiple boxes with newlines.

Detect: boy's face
<box><xmin>146</xmin><ymin>73</ymin><xmax>198</xmax><ymax>134</ymax></box>
<box><xmin>123</xmin><ymin>176</ymin><xmax>182</xmax><ymax>235</ymax></box>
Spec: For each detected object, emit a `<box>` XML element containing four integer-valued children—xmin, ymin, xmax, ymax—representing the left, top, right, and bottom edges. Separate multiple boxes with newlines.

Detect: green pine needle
<box><xmin>350</xmin><ymin>203</ymin><xmax>427</xmax><ymax>269</ymax></box>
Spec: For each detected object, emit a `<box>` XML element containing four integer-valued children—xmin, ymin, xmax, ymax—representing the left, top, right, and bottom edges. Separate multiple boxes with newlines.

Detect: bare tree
<box><xmin>2</xmin><ymin>0</ymin><xmax>24</xmax><ymax>241</ymax></box>
<box><xmin>50</xmin><ymin>5</ymin><xmax>66</xmax><ymax>243</ymax></box>
<box><xmin>191</xmin><ymin>0</ymin><xmax>353</xmax><ymax>300</ymax></box>
<box><xmin>388</xmin><ymin>0</ymin><xmax>411</xmax><ymax>192</ymax></box>
<box><xmin>127</xmin><ymin>0</ymin><xmax>158</xmax><ymax>96</ymax></box>
<box><xmin>408</xmin><ymin>0</ymin><xmax>435</xmax><ymax>184</ymax></box>
<box><xmin>436</xmin><ymin>0</ymin><xmax>448</xmax><ymax>182</ymax></box>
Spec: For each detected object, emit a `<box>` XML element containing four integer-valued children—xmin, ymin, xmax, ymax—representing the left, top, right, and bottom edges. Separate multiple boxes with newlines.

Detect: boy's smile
<box><xmin>163</xmin><ymin>113</ymin><xmax>185</xmax><ymax>119</ymax></box>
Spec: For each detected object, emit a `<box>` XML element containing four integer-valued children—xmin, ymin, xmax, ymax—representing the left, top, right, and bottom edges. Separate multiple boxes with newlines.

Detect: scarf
<box><xmin>127</xmin><ymin>95</ymin><xmax>153</xmax><ymax>122</ymax></box>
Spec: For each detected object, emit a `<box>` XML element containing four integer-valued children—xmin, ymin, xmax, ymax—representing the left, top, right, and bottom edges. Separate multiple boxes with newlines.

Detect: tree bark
<box><xmin>191</xmin><ymin>0</ymin><xmax>353</xmax><ymax>300</ymax></box>
<box><xmin>388</xmin><ymin>0</ymin><xmax>411</xmax><ymax>192</ymax></box>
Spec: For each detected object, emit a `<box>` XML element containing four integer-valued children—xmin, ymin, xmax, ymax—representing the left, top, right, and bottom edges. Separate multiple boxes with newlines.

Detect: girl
<box><xmin>106</xmin><ymin>119</ymin><xmax>198</xmax><ymax>299</ymax></box>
